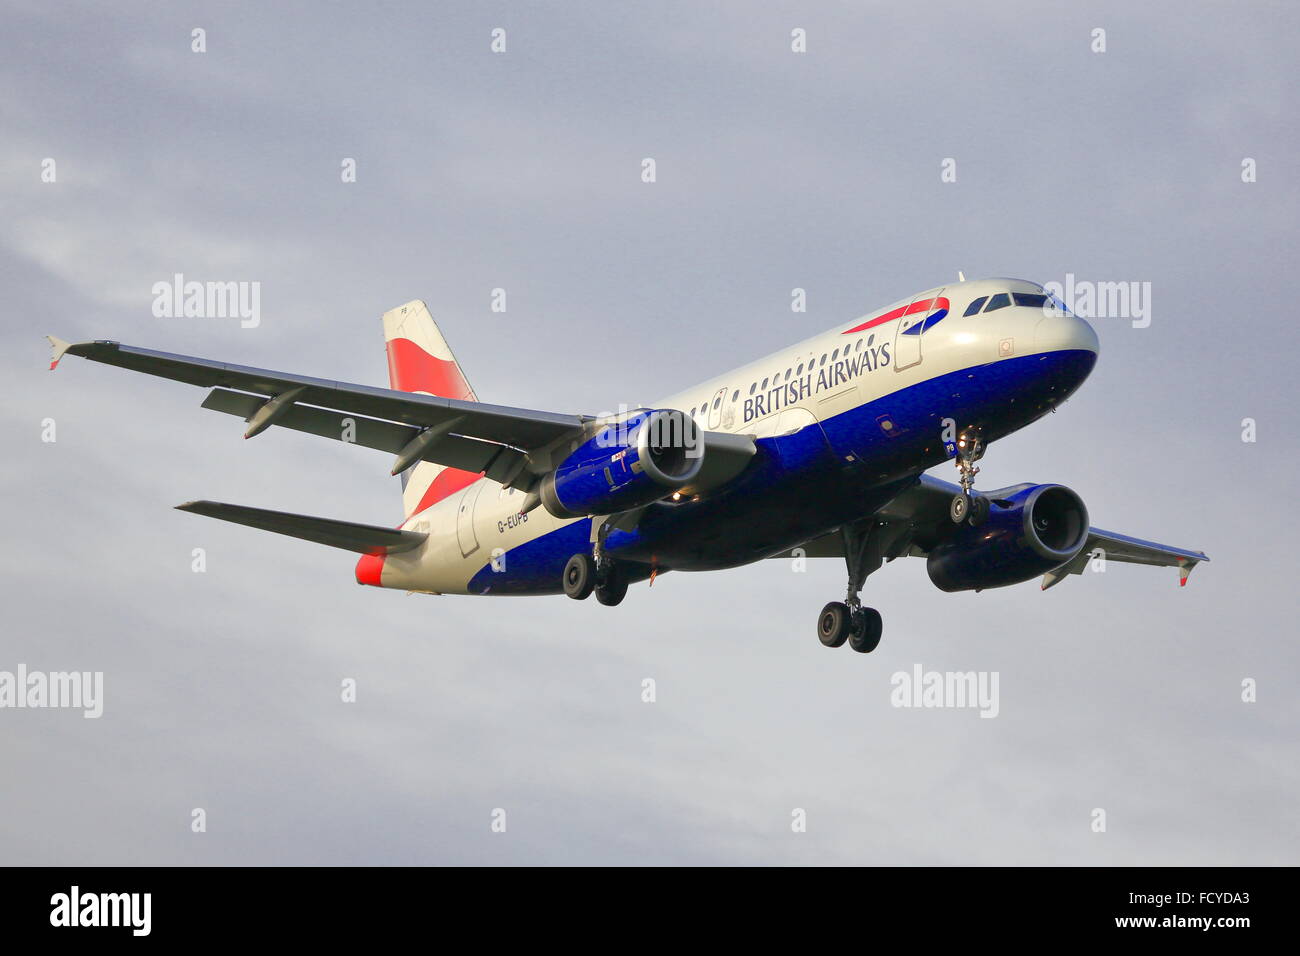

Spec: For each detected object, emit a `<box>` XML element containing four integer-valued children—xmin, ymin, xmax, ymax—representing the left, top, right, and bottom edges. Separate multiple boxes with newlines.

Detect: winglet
<box><xmin>46</xmin><ymin>335</ymin><xmax>73</xmax><ymax>370</ymax></box>
<box><xmin>1179</xmin><ymin>559</ymin><xmax>1194</xmax><ymax>587</ymax></box>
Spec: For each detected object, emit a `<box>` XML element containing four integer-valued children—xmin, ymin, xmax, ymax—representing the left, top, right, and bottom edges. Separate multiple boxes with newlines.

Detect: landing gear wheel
<box><xmin>594</xmin><ymin>565</ymin><xmax>628</xmax><ymax>606</ymax></box>
<box><xmin>967</xmin><ymin>494</ymin><xmax>991</xmax><ymax>527</ymax></box>
<box><xmin>848</xmin><ymin>607</ymin><xmax>883</xmax><ymax>654</ymax></box>
<box><xmin>817</xmin><ymin>602</ymin><xmax>852</xmax><ymax>647</ymax></box>
<box><xmin>563</xmin><ymin>553</ymin><xmax>595</xmax><ymax>600</ymax></box>
<box><xmin>949</xmin><ymin>493</ymin><xmax>969</xmax><ymax>524</ymax></box>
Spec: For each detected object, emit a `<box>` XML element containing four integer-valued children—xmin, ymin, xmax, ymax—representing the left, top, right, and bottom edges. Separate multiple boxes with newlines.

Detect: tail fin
<box><xmin>382</xmin><ymin>300</ymin><xmax>482</xmax><ymax>519</ymax></box>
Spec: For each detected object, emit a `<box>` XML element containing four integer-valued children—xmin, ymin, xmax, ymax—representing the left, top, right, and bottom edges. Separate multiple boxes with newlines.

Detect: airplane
<box><xmin>47</xmin><ymin>277</ymin><xmax>1207</xmax><ymax>654</ymax></box>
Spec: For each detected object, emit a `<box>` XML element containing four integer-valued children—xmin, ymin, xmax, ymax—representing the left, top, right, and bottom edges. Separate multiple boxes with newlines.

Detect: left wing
<box><xmin>776</xmin><ymin>474</ymin><xmax>1209</xmax><ymax>589</ymax></box>
<box><xmin>47</xmin><ymin>336</ymin><xmax>599</xmax><ymax>490</ymax></box>
<box><xmin>47</xmin><ymin>336</ymin><xmax>758</xmax><ymax>498</ymax></box>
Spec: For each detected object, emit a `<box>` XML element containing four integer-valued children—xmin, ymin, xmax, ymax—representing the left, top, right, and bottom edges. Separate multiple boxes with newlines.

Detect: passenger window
<box><xmin>1013</xmin><ymin>292</ymin><xmax>1048</xmax><ymax>308</ymax></box>
<box><xmin>832</xmin><ymin>348</ymin><xmax>839</xmax><ymax>360</ymax></box>
<box><xmin>784</xmin><ymin>369</ymin><xmax>792</xmax><ymax>381</ymax></box>
<box><xmin>749</xmin><ymin>382</ymin><xmax>756</xmax><ymax>395</ymax></box>
<box><xmin>761</xmin><ymin>377</ymin><xmax>769</xmax><ymax>389</ymax></box>
<box><xmin>964</xmin><ymin>296</ymin><xmax>988</xmax><ymax>316</ymax></box>
<box><xmin>797</xmin><ymin>363</ymin><xmax>804</xmax><ymax>375</ymax></box>
<box><xmin>984</xmin><ymin>293</ymin><xmax>1011</xmax><ymax>312</ymax></box>
<box><xmin>819</xmin><ymin>354</ymin><xmax>827</xmax><ymax>366</ymax></box>
<box><xmin>712</xmin><ymin>397</ymin><xmax>721</xmax><ymax>410</ymax></box>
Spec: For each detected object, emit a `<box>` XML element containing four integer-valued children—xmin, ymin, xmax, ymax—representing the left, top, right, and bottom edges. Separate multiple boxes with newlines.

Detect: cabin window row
<box><xmin>688</xmin><ymin>335</ymin><xmax>877</xmax><ymax>419</ymax></box>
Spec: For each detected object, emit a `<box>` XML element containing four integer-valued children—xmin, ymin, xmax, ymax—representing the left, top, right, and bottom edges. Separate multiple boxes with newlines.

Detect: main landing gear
<box><xmin>816</xmin><ymin>519</ymin><xmax>890</xmax><ymax>654</ymax></box>
<box><xmin>949</xmin><ymin>429</ymin><xmax>991</xmax><ymax>527</ymax></box>
<box><xmin>817</xmin><ymin>601</ymin><xmax>882</xmax><ymax>653</ymax></box>
<box><xmin>563</xmin><ymin>536</ymin><xmax>629</xmax><ymax>607</ymax></box>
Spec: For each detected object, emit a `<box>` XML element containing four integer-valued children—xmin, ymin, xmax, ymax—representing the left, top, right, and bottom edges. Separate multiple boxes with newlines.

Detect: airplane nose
<box><xmin>1034</xmin><ymin>312</ymin><xmax>1099</xmax><ymax>356</ymax></box>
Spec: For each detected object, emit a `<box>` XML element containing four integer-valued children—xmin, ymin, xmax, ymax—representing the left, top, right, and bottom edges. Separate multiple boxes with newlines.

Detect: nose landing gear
<box><xmin>950</xmin><ymin>430</ymin><xmax>991</xmax><ymax>527</ymax></box>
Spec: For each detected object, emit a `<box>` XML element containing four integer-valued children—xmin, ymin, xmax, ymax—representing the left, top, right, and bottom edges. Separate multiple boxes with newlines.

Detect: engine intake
<box><xmin>539</xmin><ymin>409</ymin><xmax>702</xmax><ymax>518</ymax></box>
<box><xmin>926</xmin><ymin>484</ymin><xmax>1089</xmax><ymax>592</ymax></box>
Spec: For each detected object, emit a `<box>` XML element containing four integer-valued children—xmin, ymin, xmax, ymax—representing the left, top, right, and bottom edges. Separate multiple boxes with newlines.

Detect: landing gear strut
<box><xmin>950</xmin><ymin>429</ymin><xmax>991</xmax><ymax>527</ymax></box>
<box><xmin>815</xmin><ymin>519</ymin><xmax>890</xmax><ymax>654</ymax></box>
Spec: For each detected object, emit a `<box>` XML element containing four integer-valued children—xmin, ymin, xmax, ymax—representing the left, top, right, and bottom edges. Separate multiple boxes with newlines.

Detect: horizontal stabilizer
<box><xmin>175</xmin><ymin>501</ymin><xmax>426</xmax><ymax>555</ymax></box>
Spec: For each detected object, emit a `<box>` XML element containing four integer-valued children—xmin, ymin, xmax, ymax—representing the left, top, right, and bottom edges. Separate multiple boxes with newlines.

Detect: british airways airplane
<box><xmin>48</xmin><ymin>277</ymin><xmax>1206</xmax><ymax>654</ymax></box>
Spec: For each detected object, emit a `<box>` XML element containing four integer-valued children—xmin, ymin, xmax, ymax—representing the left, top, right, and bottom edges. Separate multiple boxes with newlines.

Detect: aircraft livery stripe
<box><xmin>842</xmin><ymin>296</ymin><xmax>950</xmax><ymax>335</ymax></box>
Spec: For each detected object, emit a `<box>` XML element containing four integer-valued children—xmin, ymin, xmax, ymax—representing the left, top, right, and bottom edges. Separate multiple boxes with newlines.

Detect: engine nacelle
<box><xmin>926</xmin><ymin>484</ymin><xmax>1089</xmax><ymax>592</ymax></box>
<box><xmin>539</xmin><ymin>409</ymin><xmax>702</xmax><ymax>518</ymax></box>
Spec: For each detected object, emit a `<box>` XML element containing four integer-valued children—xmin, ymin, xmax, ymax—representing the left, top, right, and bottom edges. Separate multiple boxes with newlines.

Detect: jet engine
<box><xmin>926</xmin><ymin>484</ymin><xmax>1090</xmax><ymax>592</ymax></box>
<box><xmin>538</xmin><ymin>409</ymin><xmax>703</xmax><ymax>518</ymax></box>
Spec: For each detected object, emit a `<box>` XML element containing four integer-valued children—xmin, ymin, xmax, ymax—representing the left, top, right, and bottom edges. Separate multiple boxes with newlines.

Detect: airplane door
<box><xmin>706</xmin><ymin>387</ymin><xmax>728</xmax><ymax>429</ymax></box>
<box><xmin>456</xmin><ymin>480</ymin><xmax>484</xmax><ymax>558</ymax></box>
<box><xmin>893</xmin><ymin>287</ymin><xmax>944</xmax><ymax>372</ymax></box>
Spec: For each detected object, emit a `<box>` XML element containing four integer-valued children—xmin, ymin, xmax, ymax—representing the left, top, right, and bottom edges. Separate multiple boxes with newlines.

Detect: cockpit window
<box><xmin>963</xmin><ymin>296</ymin><xmax>988</xmax><ymax>316</ymax></box>
<box><xmin>1013</xmin><ymin>292</ymin><xmax>1048</xmax><ymax>309</ymax></box>
<box><xmin>983</xmin><ymin>292</ymin><xmax>1011</xmax><ymax>312</ymax></box>
<box><xmin>1046</xmin><ymin>292</ymin><xmax>1072</xmax><ymax>315</ymax></box>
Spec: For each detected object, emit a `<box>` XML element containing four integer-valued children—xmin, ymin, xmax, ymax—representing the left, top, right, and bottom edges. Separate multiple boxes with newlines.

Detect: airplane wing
<box><xmin>48</xmin><ymin>336</ymin><xmax>591</xmax><ymax>487</ymax></box>
<box><xmin>47</xmin><ymin>336</ymin><xmax>758</xmax><ymax>498</ymax></box>
<box><xmin>775</xmin><ymin>473</ymin><xmax>1208</xmax><ymax>589</ymax></box>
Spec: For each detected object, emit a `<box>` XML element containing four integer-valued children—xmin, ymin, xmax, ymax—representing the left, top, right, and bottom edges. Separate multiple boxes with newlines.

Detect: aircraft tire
<box><xmin>563</xmin><ymin>553</ymin><xmax>595</xmax><ymax>600</ymax></box>
<box><xmin>595</xmin><ymin>566</ymin><xmax>628</xmax><ymax>606</ymax></box>
<box><xmin>848</xmin><ymin>607</ymin><xmax>883</xmax><ymax>654</ymax></box>
<box><xmin>818</xmin><ymin>602</ymin><xmax>851</xmax><ymax>647</ymax></box>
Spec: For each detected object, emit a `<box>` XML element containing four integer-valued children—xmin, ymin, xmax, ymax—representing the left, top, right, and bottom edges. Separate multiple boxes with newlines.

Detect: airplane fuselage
<box><xmin>379</xmin><ymin>277</ymin><xmax>1100</xmax><ymax>595</ymax></box>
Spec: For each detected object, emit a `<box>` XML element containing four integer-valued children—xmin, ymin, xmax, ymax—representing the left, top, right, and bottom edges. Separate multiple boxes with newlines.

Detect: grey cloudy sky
<box><xmin>2</xmin><ymin>1</ymin><xmax>1296</xmax><ymax>864</ymax></box>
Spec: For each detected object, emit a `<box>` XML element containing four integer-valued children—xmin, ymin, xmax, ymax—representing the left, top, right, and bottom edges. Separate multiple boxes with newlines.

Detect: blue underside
<box><xmin>468</xmin><ymin>349</ymin><xmax>1096</xmax><ymax>595</ymax></box>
